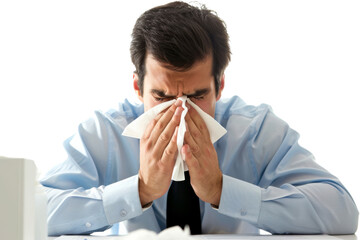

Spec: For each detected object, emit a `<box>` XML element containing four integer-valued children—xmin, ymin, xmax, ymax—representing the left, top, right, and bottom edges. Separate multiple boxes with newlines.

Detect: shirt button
<box><xmin>120</xmin><ymin>209</ymin><xmax>127</xmax><ymax>217</ymax></box>
<box><xmin>85</xmin><ymin>222</ymin><xmax>92</xmax><ymax>228</ymax></box>
<box><xmin>240</xmin><ymin>208</ymin><xmax>247</xmax><ymax>216</ymax></box>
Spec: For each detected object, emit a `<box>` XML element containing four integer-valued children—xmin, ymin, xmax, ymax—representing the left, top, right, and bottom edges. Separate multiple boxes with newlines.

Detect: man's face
<box><xmin>134</xmin><ymin>54</ymin><xmax>224</xmax><ymax>117</ymax></box>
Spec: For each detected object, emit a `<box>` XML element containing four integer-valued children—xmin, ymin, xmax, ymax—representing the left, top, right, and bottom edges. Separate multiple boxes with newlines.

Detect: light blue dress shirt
<box><xmin>40</xmin><ymin>96</ymin><xmax>358</xmax><ymax>236</ymax></box>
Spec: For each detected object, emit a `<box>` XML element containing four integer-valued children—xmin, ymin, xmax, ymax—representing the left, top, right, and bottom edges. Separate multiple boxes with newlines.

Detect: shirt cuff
<box><xmin>218</xmin><ymin>174</ymin><xmax>262</xmax><ymax>225</ymax></box>
<box><xmin>142</xmin><ymin>201</ymin><xmax>153</xmax><ymax>212</ymax></box>
<box><xmin>103</xmin><ymin>174</ymin><xmax>143</xmax><ymax>225</ymax></box>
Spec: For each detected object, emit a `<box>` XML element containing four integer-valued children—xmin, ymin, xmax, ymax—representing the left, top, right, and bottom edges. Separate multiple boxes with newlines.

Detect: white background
<box><xmin>1</xmin><ymin>0</ymin><xmax>359</xmax><ymax>231</ymax></box>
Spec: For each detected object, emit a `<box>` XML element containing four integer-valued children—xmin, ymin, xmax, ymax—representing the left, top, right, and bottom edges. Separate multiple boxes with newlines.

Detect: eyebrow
<box><xmin>151</xmin><ymin>88</ymin><xmax>210</xmax><ymax>98</ymax></box>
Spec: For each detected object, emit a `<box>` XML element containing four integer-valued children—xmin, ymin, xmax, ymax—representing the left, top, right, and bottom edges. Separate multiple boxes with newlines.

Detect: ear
<box><xmin>133</xmin><ymin>73</ymin><xmax>144</xmax><ymax>103</ymax></box>
<box><xmin>216</xmin><ymin>74</ymin><xmax>225</xmax><ymax>101</ymax></box>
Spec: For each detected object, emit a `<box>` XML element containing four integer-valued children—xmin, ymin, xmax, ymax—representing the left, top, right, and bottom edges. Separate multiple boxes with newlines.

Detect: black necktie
<box><xmin>166</xmin><ymin>171</ymin><xmax>202</xmax><ymax>235</ymax></box>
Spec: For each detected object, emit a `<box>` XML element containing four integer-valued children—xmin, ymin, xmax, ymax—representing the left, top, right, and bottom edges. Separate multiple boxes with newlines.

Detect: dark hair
<box><xmin>130</xmin><ymin>1</ymin><xmax>231</xmax><ymax>96</ymax></box>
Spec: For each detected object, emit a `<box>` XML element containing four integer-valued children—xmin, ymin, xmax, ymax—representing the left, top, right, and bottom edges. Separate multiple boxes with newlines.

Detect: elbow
<box><xmin>324</xmin><ymin>198</ymin><xmax>359</xmax><ymax>235</ymax></box>
<box><xmin>331</xmin><ymin>207</ymin><xmax>358</xmax><ymax>234</ymax></box>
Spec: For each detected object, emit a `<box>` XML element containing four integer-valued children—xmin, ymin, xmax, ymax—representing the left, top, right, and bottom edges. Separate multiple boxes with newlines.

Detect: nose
<box><xmin>176</xmin><ymin>82</ymin><xmax>184</xmax><ymax>98</ymax></box>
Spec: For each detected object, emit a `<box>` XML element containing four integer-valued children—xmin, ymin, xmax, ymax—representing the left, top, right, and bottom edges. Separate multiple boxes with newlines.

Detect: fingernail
<box><xmin>175</xmin><ymin>107</ymin><xmax>182</xmax><ymax>116</ymax></box>
<box><xmin>181</xmin><ymin>149</ymin><xmax>185</xmax><ymax>160</ymax></box>
<box><xmin>184</xmin><ymin>145</ymin><xmax>191</xmax><ymax>155</ymax></box>
<box><xmin>175</xmin><ymin>99</ymin><xmax>182</xmax><ymax>107</ymax></box>
<box><xmin>181</xmin><ymin>146</ymin><xmax>188</xmax><ymax>160</ymax></box>
<box><xmin>186</xmin><ymin>145</ymin><xmax>191</xmax><ymax>153</ymax></box>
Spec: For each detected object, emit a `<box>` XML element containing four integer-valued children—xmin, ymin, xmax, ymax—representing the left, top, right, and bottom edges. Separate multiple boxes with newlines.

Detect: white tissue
<box><xmin>117</xmin><ymin>226</ymin><xmax>197</xmax><ymax>240</ymax></box>
<box><xmin>122</xmin><ymin>96</ymin><xmax>227</xmax><ymax>181</ymax></box>
<box><xmin>174</xmin><ymin>96</ymin><xmax>189</xmax><ymax>180</ymax></box>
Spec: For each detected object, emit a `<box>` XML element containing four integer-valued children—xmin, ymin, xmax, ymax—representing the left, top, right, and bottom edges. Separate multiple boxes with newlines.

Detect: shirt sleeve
<box><xmin>103</xmin><ymin>175</ymin><xmax>143</xmax><ymax>225</ymax></box>
<box><xmin>42</xmin><ymin>175</ymin><xmax>143</xmax><ymax>236</ymax></box>
<box><xmin>40</xmin><ymin>111</ymin><xmax>143</xmax><ymax>236</ymax></box>
<box><xmin>217</xmin><ymin>108</ymin><xmax>359</xmax><ymax>234</ymax></box>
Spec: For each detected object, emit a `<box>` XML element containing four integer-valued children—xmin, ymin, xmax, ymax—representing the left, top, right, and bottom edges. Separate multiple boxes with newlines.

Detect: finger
<box><xmin>160</xmin><ymin>126</ymin><xmax>179</xmax><ymax>167</ymax></box>
<box><xmin>142</xmin><ymin>112</ymin><xmax>164</xmax><ymax>140</ymax></box>
<box><xmin>149</xmin><ymin>99</ymin><xmax>182</xmax><ymax>141</ymax></box>
<box><xmin>183</xmin><ymin>126</ymin><xmax>202</xmax><ymax>159</ymax></box>
<box><xmin>141</xmin><ymin>100</ymin><xmax>181</xmax><ymax>154</ymax></box>
<box><xmin>152</xmin><ymin>105</ymin><xmax>183</xmax><ymax>156</ymax></box>
<box><xmin>186</xmin><ymin>106</ymin><xmax>211</xmax><ymax>141</ymax></box>
<box><xmin>185</xmin><ymin>111</ymin><xmax>206</xmax><ymax>147</ymax></box>
<box><xmin>182</xmin><ymin>144</ymin><xmax>200</xmax><ymax>171</ymax></box>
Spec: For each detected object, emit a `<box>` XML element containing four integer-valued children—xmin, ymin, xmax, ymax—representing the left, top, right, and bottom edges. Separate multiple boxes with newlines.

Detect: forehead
<box><xmin>144</xmin><ymin>54</ymin><xmax>214</xmax><ymax>94</ymax></box>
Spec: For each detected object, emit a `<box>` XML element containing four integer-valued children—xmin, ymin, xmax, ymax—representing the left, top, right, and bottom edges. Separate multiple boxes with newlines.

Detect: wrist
<box><xmin>141</xmin><ymin>201</ymin><xmax>153</xmax><ymax>210</ymax></box>
<box><xmin>138</xmin><ymin>175</ymin><xmax>153</xmax><ymax>206</ymax></box>
<box><xmin>209</xmin><ymin>173</ymin><xmax>222</xmax><ymax>207</ymax></box>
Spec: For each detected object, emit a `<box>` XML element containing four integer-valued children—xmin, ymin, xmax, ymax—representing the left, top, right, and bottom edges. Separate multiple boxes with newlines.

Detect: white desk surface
<box><xmin>49</xmin><ymin>234</ymin><xmax>357</xmax><ymax>240</ymax></box>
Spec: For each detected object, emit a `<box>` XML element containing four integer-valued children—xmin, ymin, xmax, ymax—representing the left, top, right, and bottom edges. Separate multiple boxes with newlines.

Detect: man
<box><xmin>41</xmin><ymin>1</ymin><xmax>358</xmax><ymax>236</ymax></box>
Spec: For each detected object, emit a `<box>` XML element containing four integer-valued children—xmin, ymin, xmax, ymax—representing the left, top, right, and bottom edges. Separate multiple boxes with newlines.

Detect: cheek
<box><xmin>191</xmin><ymin>100</ymin><xmax>215</xmax><ymax>117</ymax></box>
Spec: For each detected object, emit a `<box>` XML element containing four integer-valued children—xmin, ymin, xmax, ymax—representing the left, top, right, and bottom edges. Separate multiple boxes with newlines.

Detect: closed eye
<box><xmin>190</xmin><ymin>95</ymin><xmax>205</xmax><ymax>100</ymax></box>
<box><xmin>151</xmin><ymin>89</ymin><xmax>176</xmax><ymax>102</ymax></box>
<box><xmin>154</xmin><ymin>97</ymin><xmax>172</xmax><ymax>102</ymax></box>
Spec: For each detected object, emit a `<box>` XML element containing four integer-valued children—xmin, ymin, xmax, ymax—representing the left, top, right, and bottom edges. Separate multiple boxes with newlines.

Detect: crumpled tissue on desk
<box><xmin>54</xmin><ymin>226</ymin><xmax>199</xmax><ymax>240</ymax></box>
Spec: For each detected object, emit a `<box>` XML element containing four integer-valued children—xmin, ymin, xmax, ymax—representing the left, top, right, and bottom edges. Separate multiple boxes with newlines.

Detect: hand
<box><xmin>183</xmin><ymin>104</ymin><xmax>223</xmax><ymax>206</ymax></box>
<box><xmin>138</xmin><ymin>99</ymin><xmax>184</xmax><ymax>206</ymax></box>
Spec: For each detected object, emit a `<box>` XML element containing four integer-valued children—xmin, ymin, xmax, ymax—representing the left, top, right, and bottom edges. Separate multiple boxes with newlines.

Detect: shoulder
<box><xmin>81</xmin><ymin>98</ymin><xmax>144</xmax><ymax>134</ymax></box>
<box><xmin>106</xmin><ymin>98</ymin><xmax>144</xmax><ymax>126</ymax></box>
<box><xmin>215</xmin><ymin>96</ymin><xmax>290</xmax><ymax>136</ymax></box>
<box><xmin>215</xmin><ymin>96</ymin><xmax>272</xmax><ymax>120</ymax></box>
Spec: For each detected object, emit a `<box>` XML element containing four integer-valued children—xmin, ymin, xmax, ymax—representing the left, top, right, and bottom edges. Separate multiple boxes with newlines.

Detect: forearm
<box><xmin>45</xmin><ymin>186</ymin><xmax>110</xmax><ymax>235</ymax></box>
<box><xmin>259</xmin><ymin>182</ymin><xmax>359</xmax><ymax>234</ymax></box>
<box><xmin>45</xmin><ymin>175</ymin><xmax>143</xmax><ymax>236</ymax></box>
<box><xmin>218</xmin><ymin>175</ymin><xmax>358</xmax><ymax>234</ymax></box>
